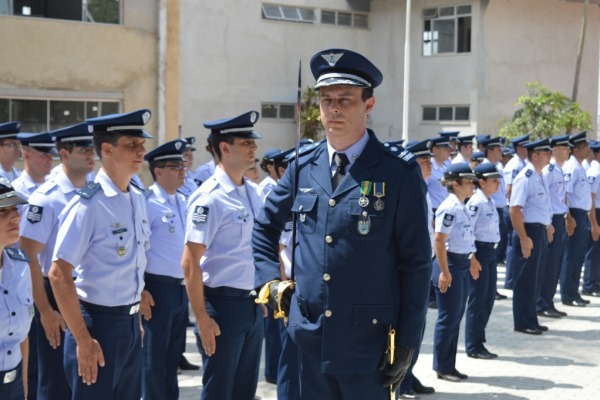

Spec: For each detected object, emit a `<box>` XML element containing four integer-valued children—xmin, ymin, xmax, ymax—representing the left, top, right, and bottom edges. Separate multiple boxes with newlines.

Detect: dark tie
<box><xmin>332</xmin><ymin>152</ymin><xmax>350</xmax><ymax>190</ymax></box>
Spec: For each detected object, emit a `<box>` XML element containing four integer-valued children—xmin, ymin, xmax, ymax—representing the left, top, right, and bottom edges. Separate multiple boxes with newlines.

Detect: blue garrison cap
<box><xmin>49</xmin><ymin>122</ymin><xmax>94</xmax><ymax>147</ymax></box>
<box><xmin>478</xmin><ymin>136</ymin><xmax>505</xmax><ymax>147</ymax></box>
<box><xmin>550</xmin><ymin>134</ymin><xmax>572</xmax><ymax>148</ymax></box>
<box><xmin>502</xmin><ymin>146</ymin><xmax>514</xmax><ymax>156</ymax></box>
<box><xmin>589</xmin><ymin>140</ymin><xmax>600</xmax><ymax>152</ymax></box>
<box><xmin>311</xmin><ymin>48</ymin><xmax>383</xmax><ymax>90</ymax></box>
<box><xmin>183</xmin><ymin>136</ymin><xmax>196</xmax><ymax>151</ymax></box>
<box><xmin>144</xmin><ymin>139</ymin><xmax>187</xmax><ymax>163</ymax></box>
<box><xmin>0</xmin><ymin>177</ymin><xmax>27</xmax><ymax>208</ymax></box>
<box><xmin>430</xmin><ymin>137</ymin><xmax>452</xmax><ymax>148</ymax></box>
<box><xmin>0</xmin><ymin>122</ymin><xmax>21</xmax><ymax>139</ymax></box>
<box><xmin>471</xmin><ymin>151</ymin><xmax>485</xmax><ymax>162</ymax></box>
<box><xmin>510</xmin><ymin>134</ymin><xmax>531</xmax><ymax>148</ymax></box>
<box><xmin>86</xmin><ymin>109</ymin><xmax>153</xmax><ymax>138</ymax></box>
<box><xmin>203</xmin><ymin>111</ymin><xmax>261</xmax><ymax>139</ymax></box>
<box><xmin>569</xmin><ymin>131</ymin><xmax>588</xmax><ymax>145</ymax></box>
<box><xmin>523</xmin><ymin>138</ymin><xmax>551</xmax><ymax>151</ymax></box>
<box><xmin>438</xmin><ymin>131</ymin><xmax>460</xmax><ymax>142</ymax></box>
<box><xmin>406</xmin><ymin>139</ymin><xmax>433</xmax><ymax>157</ymax></box>
<box><xmin>17</xmin><ymin>132</ymin><xmax>56</xmax><ymax>154</ymax></box>
<box><xmin>457</xmin><ymin>135</ymin><xmax>475</xmax><ymax>145</ymax></box>
<box><xmin>445</xmin><ymin>163</ymin><xmax>476</xmax><ymax>180</ymax></box>
<box><xmin>474</xmin><ymin>163</ymin><xmax>501</xmax><ymax>179</ymax></box>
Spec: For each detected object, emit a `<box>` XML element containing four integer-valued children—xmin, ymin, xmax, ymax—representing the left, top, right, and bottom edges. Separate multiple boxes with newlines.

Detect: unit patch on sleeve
<box><xmin>192</xmin><ymin>206</ymin><xmax>209</xmax><ymax>225</ymax></box>
<box><xmin>26</xmin><ymin>205</ymin><xmax>44</xmax><ymax>224</ymax></box>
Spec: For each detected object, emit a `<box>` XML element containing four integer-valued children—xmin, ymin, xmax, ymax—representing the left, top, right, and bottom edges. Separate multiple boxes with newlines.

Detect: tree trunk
<box><xmin>572</xmin><ymin>0</ymin><xmax>589</xmax><ymax>101</ymax></box>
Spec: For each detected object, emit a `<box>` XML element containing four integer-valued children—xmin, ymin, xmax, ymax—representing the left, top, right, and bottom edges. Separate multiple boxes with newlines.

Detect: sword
<box><xmin>290</xmin><ymin>60</ymin><xmax>301</xmax><ymax>282</ymax></box>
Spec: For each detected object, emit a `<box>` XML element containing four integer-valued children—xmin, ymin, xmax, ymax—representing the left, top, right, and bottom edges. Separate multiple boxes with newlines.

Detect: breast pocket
<box><xmin>17</xmin><ymin>291</ymin><xmax>35</xmax><ymax>322</ymax></box>
<box><xmin>346</xmin><ymin>197</ymin><xmax>385</xmax><ymax>238</ymax></box>
<box><xmin>108</xmin><ymin>225</ymin><xmax>133</xmax><ymax>258</ymax></box>
<box><xmin>292</xmin><ymin>195</ymin><xmax>318</xmax><ymax>234</ymax></box>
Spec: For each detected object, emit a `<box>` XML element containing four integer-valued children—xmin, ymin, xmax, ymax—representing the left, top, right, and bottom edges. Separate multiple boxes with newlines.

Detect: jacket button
<box><xmin>372</xmin><ymin>319</ymin><xmax>378</xmax><ymax>324</ymax></box>
<box><xmin>325</xmin><ymin>235</ymin><xmax>333</xmax><ymax>244</ymax></box>
<box><xmin>328</xmin><ymin>198</ymin><xmax>336</xmax><ymax>207</ymax></box>
<box><xmin>323</xmin><ymin>273</ymin><xmax>331</xmax><ymax>281</ymax></box>
<box><xmin>324</xmin><ymin>310</ymin><xmax>332</xmax><ymax>317</ymax></box>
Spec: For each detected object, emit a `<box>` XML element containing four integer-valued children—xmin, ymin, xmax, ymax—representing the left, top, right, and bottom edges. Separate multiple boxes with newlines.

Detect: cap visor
<box><xmin>315</xmin><ymin>77</ymin><xmax>369</xmax><ymax>89</ymax></box>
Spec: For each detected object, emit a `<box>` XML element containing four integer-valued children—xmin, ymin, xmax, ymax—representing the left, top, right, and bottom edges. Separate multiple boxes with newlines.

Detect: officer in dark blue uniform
<box><xmin>253</xmin><ymin>49</ymin><xmax>432</xmax><ymax>400</ymax></box>
<box><xmin>509</xmin><ymin>138</ymin><xmax>553</xmax><ymax>335</ymax></box>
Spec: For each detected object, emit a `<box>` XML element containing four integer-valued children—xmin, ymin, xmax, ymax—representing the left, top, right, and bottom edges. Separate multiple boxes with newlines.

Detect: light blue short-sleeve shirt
<box><xmin>510</xmin><ymin>164</ymin><xmax>552</xmax><ymax>225</ymax></box>
<box><xmin>563</xmin><ymin>155</ymin><xmax>592</xmax><ymax>211</ymax></box>
<box><xmin>435</xmin><ymin>193</ymin><xmax>476</xmax><ymax>254</ymax></box>
<box><xmin>467</xmin><ymin>189</ymin><xmax>500</xmax><ymax>243</ymax></box>
<box><xmin>542</xmin><ymin>159</ymin><xmax>568</xmax><ymax>215</ymax></box>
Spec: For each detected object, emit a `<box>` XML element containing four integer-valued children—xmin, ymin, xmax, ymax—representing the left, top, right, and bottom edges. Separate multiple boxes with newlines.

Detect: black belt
<box><xmin>447</xmin><ymin>252</ymin><xmax>472</xmax><ymax>260</ymax></box>
<box><xmin>80</xmin><ymin>300</ymin><xmax>140</xmax><ymax>315</ymax></box>
<box><xmin>144</xmin><ymin>273</ymin><xmax>184</xmax><ymax>286</ymax></box>
<box><xmin>475</xmin><ymin>241</ymin><xmax>498</xmax><ymax>249</ymax></box>
<box><xmin>524</xmin><ymin>223</ymin><xmax>548</xmax><ymax>230</ymax></box>
<box><xmin>204</xmin><ymin>286</ymin><xmax>254</xmax><ymax>298</ymax></box>
<box><xmin>1</xmin><ymin>365</ymin><xmax>19</xmax><ymax>384</ymax></box>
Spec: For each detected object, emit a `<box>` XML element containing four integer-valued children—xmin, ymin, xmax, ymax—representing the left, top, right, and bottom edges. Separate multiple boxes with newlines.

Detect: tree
<box><xmin>299</xmin><ymin>87</ymin><xmax>322</xmax><ymax>141</ymax></box>
<box><xmin>498</xmin><ymin>82</ymin><xmax>592</xmax><ymax>141</ymax></box>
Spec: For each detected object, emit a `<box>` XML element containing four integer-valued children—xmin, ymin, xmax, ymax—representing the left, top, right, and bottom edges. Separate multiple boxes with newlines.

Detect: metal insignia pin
<box><xmin>357</xmin><ymin>210</ymin><xmax>371</xmax><ymax>235</ymax></box>
<box><xmin>118</xmin><ymin>246</ymin><xmax>126</xmax><ymax>256</ymax></box>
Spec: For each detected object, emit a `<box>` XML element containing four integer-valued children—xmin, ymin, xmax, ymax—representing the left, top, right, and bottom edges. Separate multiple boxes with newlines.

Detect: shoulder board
<box><xmin>78</xmin><ymin>182</ymin><xmax>102</xmax><ymax>199</ymax></box>
<box><xmin>194</xmin><ymin>179</ymin><xmax>202</xmax><ymax>187</ymax></box>
<box><xmin>382</xmin><ymin>143</ymin><xmax>417</xmax><ymax>165</ymax></box>
<box><xmin>200</xmin><ymin>177</ymin><xmax>219</xmax><ymax>193</ymax></box>
<box><xmin>548</xmin><ymin>164</ymin><xmax>555</xmax><ymax>172</ymax></box>
<box><xmin>525</xmin><ymin>169</ymin><xmax>533</xmax><ymax>177</ymax></box>
<box><xmin>130</xmin><ymin>179</ymin><xmax>151</xmax><ymax>197</ymax></box>
<box><xmin>5</xmin><ymin>247</ymin><xmax>30</xmax><ymax>262</ymax></box>
<box><xmin>37</xmin><ymin>179</ymin><xmax>58</xmax><ymax>195</ymax></box>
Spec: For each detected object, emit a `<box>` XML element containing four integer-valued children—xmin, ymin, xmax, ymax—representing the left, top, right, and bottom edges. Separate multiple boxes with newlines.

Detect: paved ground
<box><xmin>178</xmin><ymin>264</ymin><xmax>600</xmax><ymax>399</ymax></box>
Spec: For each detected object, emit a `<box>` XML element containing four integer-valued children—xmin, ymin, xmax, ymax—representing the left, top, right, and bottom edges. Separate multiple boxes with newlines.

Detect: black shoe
<box><xmin>537</xmin><ymin>309</ymin><xmax>562</xmax><ymax>319</ymax></box>
<box><xmin>398</xmin><ymin>390</ymin><xmax>418</xmax><ymax>399</ymax></box>
<box><xmin>578</xmin><ymin>296</ymin><xmax>591</xmax><ymax>304</ymax></box>
<box><xmin>550</xmin><ymin>306</ymin><xmax>567</xmax><ymax>317</ymax></box>
<box><xmin>562</xmin><ymin>299</ymin><xmax>587</xmax><ymax>307</ymax></box>
<box><xmin>436</xmin><ymin>372</ymin><xmax>461</xmax><ymax>382</ymax></box>
<box><xmin>412</xmin><ymin>380</ymin><xmax>435</xmax><ymax>394</ymax></box>
<box><xmin>481</xmin><ymin>346</ymin><xmax>498</xmax><ymax>358</ymax></box>
<box><xmin>514</xmin><ymin>327</ymin><xmax>542</xmax><ymax>335</ymax></box>
<box><xmin>581</xmin><ymin>290</ymin><xmax>600</xmax><ymax>297</ymax></box>
<box><xmin>495</xmin><ymin>291</ymin><xmax>507</xmax><ymax>300</ymax></box>
<box><xmin>178</xmin><ymin>356</ymin><xmax>200</xmax><ymax>371</ymax></box>
<box><xmin>467</xmin><ymin>351</ymin><xmax>495</xmax><ymax>360</ymax></box>
<box><xmin>428</xmin><ymin>300</ymin><xmax>438</xmax><ymax>309</ymax></box>
<box><xmin>536</xmin><ymin>325</ymin><xmax>549</xmax><ymax>332</ymax></box>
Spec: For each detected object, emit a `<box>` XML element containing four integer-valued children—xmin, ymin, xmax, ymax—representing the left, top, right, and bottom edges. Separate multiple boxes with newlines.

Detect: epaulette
<box><xmin>382</xmin><ymin>143</ymin><xmax>417</xmax><ymax>165</ymax></box>
<box><xmin>200</xmin><ymin>177</ymin><xmax>219</xmax><ymax>194</ymax></box>
<box><xmin>525</xmin><ymin>169</ymin><xmax>533</xmax><ymax>178</ymax></box>
<box><xmin>548</xmin><ymin>164</ymin><xmax>555</xmax><ymax>172</ymax></box>
<box><xmin>5</xmin><ymin>247</ymin><xmax>30</xmax><ymax>262</ymax></box>
<box><xmin>130</xmin><ymin>179</ymin><xmax>151</xmax><ymax>197</ymax></box>
<box><xmin>194</xmin><ymin>179</ymin><xmax>202</xmax><ymax>187</ymax></box>
<box><xmin>78</xmin><ymin>182</ymin><xmax>102</xmax><ymax>199</ymax></box>
<box><xmin>37</xmin><ymin>179</ymin><xmax>58</xmax><ymax>195</ymax></box>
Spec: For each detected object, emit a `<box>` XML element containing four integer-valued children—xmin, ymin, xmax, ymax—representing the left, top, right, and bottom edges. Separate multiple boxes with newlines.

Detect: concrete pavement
<box><xmin>178</xmin><ymin>264</ymin><xmax>600</xmax><ymax>399</ymax></box>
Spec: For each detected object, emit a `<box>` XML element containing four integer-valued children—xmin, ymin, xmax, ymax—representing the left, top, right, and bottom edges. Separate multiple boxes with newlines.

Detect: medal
<box><xmin>373</xmin><ymin>182</ymin><xmax>386</xmax><ymax>211</ymax></box>
<box><xmin>169</xmin><ymin>225</ymin><xmax>176</xmax><ymax>233</ymax></box>
<box><xmin>359</xmin><ymin>180</ymin><xmax>372</xmax><ymax>208</ymax></box>
<box><xmin>118</xmin><ymin>246</ymin><xmax>126</xmax><ymax>256</ymax></box>
<box><xmin>357</xmin><ymin>210</ymin><xmax>371</xmax><ymax>235</ymax></box>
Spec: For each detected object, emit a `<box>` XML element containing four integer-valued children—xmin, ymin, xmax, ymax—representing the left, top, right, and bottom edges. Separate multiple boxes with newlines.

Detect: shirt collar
<box><xmin>327</xmin><ymin>130</ymin><xmax>369</xmax><ymax>170</ymax></box>
<box><xmin>54</xmin><ymin>169</ymin><xmax>79</xmax><ymax>194</ymax></box>
<box><xmin>213</xmin><ymin>165</ymin><xmax>238</xmax><ymax>194</ymax></box>
<box><xmin>95</xmin><ymin>168</ymin><xmax>121</xmax><ymax>197</ymax></box>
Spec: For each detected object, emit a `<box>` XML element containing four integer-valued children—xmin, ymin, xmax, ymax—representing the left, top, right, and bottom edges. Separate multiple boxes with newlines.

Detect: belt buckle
<box><xmin>129</xmin><ymin>304</ymin><xmax>140</xmax><ymax>315</ymax></box>
<box><xmin>3</xmin><ymin>369</ymin><xmax>16</xmax><ymax>384</ymax></box>
<box><xmin>493</xmin><ymin>243</ymin><xmax>498</xmax><ymax>249</ymax></box>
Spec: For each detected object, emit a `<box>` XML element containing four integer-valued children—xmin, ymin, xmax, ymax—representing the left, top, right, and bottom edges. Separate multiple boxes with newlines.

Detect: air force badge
<box><xmin>192</xmin><ymin>205</ymin><xmax>209</xmax><ymax>225</ymax></box>
<box><xmin>26</xmin><ymin>205</ymin><xmax>44</xmax><ymax>224</ymax></box>
<box><xmin>442</xmin><ymin>214</ymin><xmax>455</xmax><ymax>227</ymax></box>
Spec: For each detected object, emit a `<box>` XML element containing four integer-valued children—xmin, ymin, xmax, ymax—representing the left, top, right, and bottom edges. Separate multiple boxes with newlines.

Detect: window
<box><xmin>320</xmin><ymin>9</ymin><xmax>368</xmax><ymax>29</ymax></box>
<box><xmin>422</xmin><ymin>105</ymin><xmax>470</xmax><ymax>122</ymax></box>
<box><xmin>262</xmin><ymin>3</ymin><xmax>316</xmax><ymax>23</ymax></box>
<box><xmin>423</xmin><ymin>4</ymin><xmax>471</xmax><ymax>56</ymax></box>
<box><xmin>0</xmin><ymin>98</ymin><xmax>121</xmax><ymax>131</ymax></box>
<box><xmin>261</xmin><ymin>103</ymin><xmax>296</xmax><ymax>120</ymax></box>
<box><xmin>1</xmin><ymin>0</ymin><xmax>121</xmax><ymax>24</ymax></box>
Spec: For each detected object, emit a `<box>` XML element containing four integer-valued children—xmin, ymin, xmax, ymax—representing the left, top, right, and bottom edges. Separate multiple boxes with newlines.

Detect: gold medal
<box><xmin>373</xmin><ymin>182</ymin><xmax>386</xmax><ymax>211</ymax></box>
<box><xmin>118</xmin><ymin>246</ymin><xmax>126</xmax><ymax>256</ymax></box>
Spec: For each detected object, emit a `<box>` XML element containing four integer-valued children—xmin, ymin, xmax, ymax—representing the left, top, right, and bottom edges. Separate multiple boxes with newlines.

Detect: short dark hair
<box><xmin>361</xmin><ymin>87</ymin><xmax>374</xmax><ymax>102</ymax></box>
<box><xmin>93</xmin><ymin>132</ymin><xmax>121</xmax><ymax>160</ymax></box>
<box><xmin>56</xmin><ymin>142</ymin><xmax>75</xmax><ymax>161</ymax></box>
<box><xmin>210</xmin><ymin>135</ymin><xmax>236</xmax><ymax>160</ymax></box>
<box><xmin>149</xmin><ymin>160</ymin><xmax>166</xmax><ymax>181</ymax></box>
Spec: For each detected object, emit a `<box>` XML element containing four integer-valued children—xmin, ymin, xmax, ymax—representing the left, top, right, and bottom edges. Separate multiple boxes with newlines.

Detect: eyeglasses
<box><xmin>158</xmin><ymin>164</ymin><xmax>186</xmax><ymax>171</ymax></box>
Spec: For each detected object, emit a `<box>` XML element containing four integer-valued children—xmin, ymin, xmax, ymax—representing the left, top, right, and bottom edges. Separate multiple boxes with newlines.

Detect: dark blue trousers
<box><xmin>398</xmin><ymin>321</ymin><xmax>426</xmax><ymax>395</ymax></box>
<box><xmin>64</xmin><ymin>307</ymin><xmax>141</xmax><ymax>400</ymax></box>
<box><xmin>0</xmin><ymin>362</ymin><xmax>24</xmax><ymax>400</ymax></box>
<box><xmin>496</xmin><ymin>207</ymin><xmax>508</xmax><ymax>264</ymax></box>
<box><xmin>465</xmin><ymin>243</ymin><xmax>497</xmax><ymax>354</ymax></box>
<box><xmin>299</xmin><ymin>350</ymin><xmax>388</xmax><ymax>400</ymax></box>
<box><xmin>278</xmin><ymin>319</ymin><xmax>300</xmax><ymax>400</ymax></box>
<box><xmin>263</xmin><ymin>307</ymin><xmax>282</xmax><ymax>382</ymax></box>
<box><xmin>537</xmin><ymin>214</ymin><xmax>567</xmax><ymax>312</ymax></box>
<box><xmin>561</xmin><ymin>208</ymin><xmax>590</xmax><ymax>302</ymax></box>
<box><xmin>142</xmin><ymin>277</ymin><xmax>188</xmax><ymax>400</ymax></box>
<box><xmin>28</xmin><ymin>310</ymin><xmax>38</xmax><ymax>400</ymax></box>
<box><xmin>195</xmin><ymin>293</ymin><xmax>263</xmax><ymax>400</ymax></box>
<box><xmin>432</xmin><ymin>254</ymin><xmax>470</xmax><ymax>374</ymax></box>
<box><xmin>36</xmin><ymin>279</ymin><xmax>70</xmax><ymax>400</ymax></box>
<box><xmin>504</xmin><ymin>205</ymin><xmax>515</xmax><ymax>289</ymax></box>
<box><xmin>512</xmin><ymin>223</ymin><xmax>547</xmax><ymax>330</ymax></box>
<box><xmin>583</xmin><ymin>209</ymin><xmax>600</xmax><ymax>292</ymax></box>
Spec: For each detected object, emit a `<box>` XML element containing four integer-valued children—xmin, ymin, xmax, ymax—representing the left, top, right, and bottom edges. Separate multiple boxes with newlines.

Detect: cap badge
<box><xmin>16</xmin><ymin>122</ymin><xmax>22</xmax><ymax>129</ymax></box>
<box><xmin>175</xmin><ymin>141</ymin><xmax>182</xmax><ymax>150</ymax></box>
<box><xmin>322</xmin><ymin>53</ymin><xmax>344</xmax><ymax>67</ymax></box>
<box><xmin>88</xmin><ymin>125</ymin><xmax>94</xmax><ymax>133</ymax></box>
<box><xmin>142</xmin><ymin>111</ymin><xmax>151</xmax><ymax>124</ymax></box>
<box><xmin>250</xmin><ymin>112</ymin><xmax>257</xmax><ymax>123</ymax></box>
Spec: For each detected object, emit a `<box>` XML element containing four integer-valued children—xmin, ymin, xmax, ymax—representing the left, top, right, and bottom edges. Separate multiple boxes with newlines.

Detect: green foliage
<box><xmin>299</xmin><ymin>87</ymin><xmax>322</xmax><ymax>141</ymax></box>
<box><xmin>498</xmin><ymin>82</ymin><xmax>592</xmax><ymax>141</ymax></box>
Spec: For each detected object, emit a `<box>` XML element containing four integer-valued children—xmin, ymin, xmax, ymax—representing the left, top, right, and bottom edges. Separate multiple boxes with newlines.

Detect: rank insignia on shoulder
<box><xmin>589</xmin><ymin>176</ymin><xmax>596</xmax><ymax>184</ymax></box>
<box><xmin>26</xmin><ymin>205</ymin><xmax>44</xmax><ymax>224</ymax></box>
<box><xmin>468</xmin><ymin>205</ymin><xmax>478</xmax><ymax>212</ymax></box>
<box><xmin>548</xmin><ymin>164</ymin><xmax>555</xmax><ymax>172</ymax></box>
<box><xmin>564</xmin><ymin>173</ymin><xmax>572</xmax><ymax>182</ymax></box>
<box><xmin>512</xmin><ymin>169</ymin><xmax>518</xmax><ymax>178</ymax></box>
<box><xmin>5</xmin><ymin>247</ymin><xmax>30</xmax><ymax>262</ymax></box>
<box><xmin>194</xmin><ymin>179</ymin><xmax>202</xmax><ymax>187</ymax></box>
<box><xmin>78</xmin><ymin>182</ymin><xmax>102</xmax><ymax>199</ymax></box>
<box><xmin>383</xmin><ymin>144</ymin><xmax>416</xmax><ymax>165</ymax></box>
<box><xmin>442</xmin><ymin>214</ymin><xmax>454</xmax><ymax>227</ymax></box>
<box><xmin>192</xmin><ymin>205</ymin><xmax>209</xmax><ymax>225</ymax></box>
<box><xmin>525</xmin><ymin>170</ymin><xmax>533</xmax><ymax>177</ymax></box>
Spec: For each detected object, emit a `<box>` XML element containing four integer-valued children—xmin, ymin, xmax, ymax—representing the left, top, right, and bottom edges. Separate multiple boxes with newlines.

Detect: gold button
<box><xmin>325</xmin><ymin>235</ymin><xmax>333</xmax><ymax>244</ymax></box>
<box><xmin>324</xmin><ymin>310</ymin><xmax>332</xmax><ymax>317</ymax></box>
<box><xmin>372</xmin><ymin>319</ymin><xmax>378</xmax><ymax>324</ymax></box>
<box><xmin>323</xmin><ymin>274</ymin><xmax>331</xmax><ymax>281</ymax></box>
<box><xmin>328</xmin><ymin>198</ymin><xmax>336</xmax><ymax>207</ymax></box>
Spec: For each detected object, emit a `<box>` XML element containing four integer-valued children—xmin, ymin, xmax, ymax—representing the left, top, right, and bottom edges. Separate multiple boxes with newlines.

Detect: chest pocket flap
<box><xmin>292</xmin><ymin>194</ymin><xmax>318</xmax><ymax>233</ymax></box>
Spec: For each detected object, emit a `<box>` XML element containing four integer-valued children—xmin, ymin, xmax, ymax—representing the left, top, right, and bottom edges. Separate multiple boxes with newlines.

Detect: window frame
<box><xmin>422</xmin><ymin>4</ymin><xmax>472</xmax><ymax>56</ymax></box>
<box><xmin>320</xmin><ymin>9</ymin><xmax>369</xmax><ymax>29</ymax></box>
<box><xmin>422</xmin><ymin>105</ymin><xmax>470</xmax><ymax>123</ymax></box>
<box><xmin>261</xmin><ymin>3</ymin><xmax>316</xmax><ymax>24</ymax></box>
<box><xmin>261</xmin><ymin>102</ymin><xmax>296</xmax><ymax>120</ymax></box>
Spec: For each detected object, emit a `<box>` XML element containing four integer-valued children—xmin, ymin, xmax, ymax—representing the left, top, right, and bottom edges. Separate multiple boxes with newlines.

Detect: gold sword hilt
<box><xmin>387</xmin><ymin>326</ymin><xmax>396</xmax><ymax>400</ymax></box>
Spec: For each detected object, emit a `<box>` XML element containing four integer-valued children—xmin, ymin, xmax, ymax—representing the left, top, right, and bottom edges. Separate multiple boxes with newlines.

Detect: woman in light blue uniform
<box><xmin>0</xmin><ymin>178</ymin><xmax>33</xmax><ymax>400</ymax></box>
<box><xmin>465</xmin><ymin>164</ymin><xmax>501</xmax><ymax>360</ymax></box>
<box><xmin>432</xmin><ymin>163</ymin><xmax>476</xmax><ymax>382</ymax></box>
